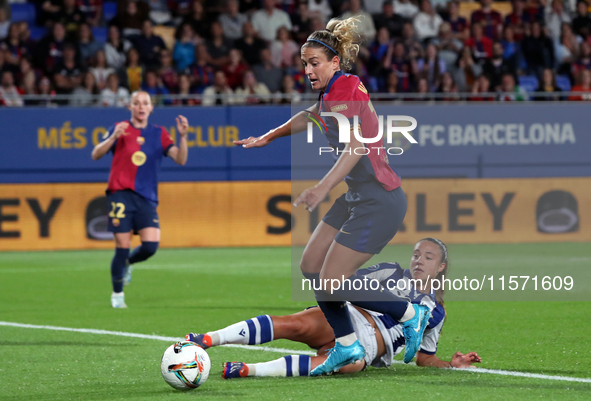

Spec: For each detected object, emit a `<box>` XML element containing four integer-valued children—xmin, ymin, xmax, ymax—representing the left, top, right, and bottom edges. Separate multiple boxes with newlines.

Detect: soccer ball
<box><xmin>160</xmin><ymin>341</ymin><xmax>211</xmax><ymax>391</ymax></box>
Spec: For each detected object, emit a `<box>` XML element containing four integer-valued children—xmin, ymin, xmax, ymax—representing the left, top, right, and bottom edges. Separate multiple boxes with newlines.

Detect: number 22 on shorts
<box><xmin>109</xmin><ymin>202</ymin><xmax>126</xmax><ymax>219</ymax></box>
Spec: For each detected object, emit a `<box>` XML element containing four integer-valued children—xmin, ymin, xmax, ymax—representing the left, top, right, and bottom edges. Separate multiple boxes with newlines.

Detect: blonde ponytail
<box><xmin>303</xmin><ymin>17</ymin><xmax>361</xmax><ymax>72</ymax></box>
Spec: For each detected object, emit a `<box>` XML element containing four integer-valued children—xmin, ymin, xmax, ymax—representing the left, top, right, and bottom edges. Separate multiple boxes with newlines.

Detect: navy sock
<box><xmin>111</xmin><ymin>248</ymin><xmax>129</xmax><ymax>293</ymax></box>
<box><xmin>128</xmin><ymin>241</ymin><xmax>159</xmax><ymax>264</ymax></box>
<box><xmin>331</xmin><ymin>273</ymin><xmax>408</xmax><ymax>321</ymax></box>
<box><xmin>303</xmin><ymin>272</ymin><xmax>355</xmax><ymax>339</ymax></box>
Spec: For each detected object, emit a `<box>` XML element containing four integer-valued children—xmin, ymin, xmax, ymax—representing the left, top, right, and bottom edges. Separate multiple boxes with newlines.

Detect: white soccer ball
<box><xmin>160</xmin><ymin>341</ymin><xmax>211</xmax><ymax>391</ymax></box>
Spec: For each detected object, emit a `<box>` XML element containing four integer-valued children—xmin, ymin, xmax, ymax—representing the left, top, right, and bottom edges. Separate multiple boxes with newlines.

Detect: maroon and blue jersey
<box><xmin>105</xmin><ymin>121</ymin><xmax>174</xmax><ymax>205</ymax></box>
<box><xmin>319</xmin><ymin>70</ymin><xmax>401</xmax><ymax>191</ymax></box>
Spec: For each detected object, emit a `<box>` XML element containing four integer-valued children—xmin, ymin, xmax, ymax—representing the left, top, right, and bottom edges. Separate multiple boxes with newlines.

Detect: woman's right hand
<box><xmin>234</xmin><ymin>132</ymin><xmax>273</xmax><ymax>148</ymax></box>
<box><xmin>113</xmin><ymin>122</ymin><xmax>129</xmax><ymax>139</ymax></box>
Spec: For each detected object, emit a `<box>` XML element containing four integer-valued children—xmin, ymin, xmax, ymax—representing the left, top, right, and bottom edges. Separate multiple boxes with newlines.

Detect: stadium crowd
<box><xmin>1</xmin><ymin>0</ymin><xmax>591</xmax><ymax>106</ymax></box>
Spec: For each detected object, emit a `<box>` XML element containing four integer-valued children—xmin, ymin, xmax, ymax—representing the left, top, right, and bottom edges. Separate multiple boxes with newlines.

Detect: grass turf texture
<box><xmin>0</xmin><ymin>244</ymin><xmax>589</xmax><ymax>400</ymax></box>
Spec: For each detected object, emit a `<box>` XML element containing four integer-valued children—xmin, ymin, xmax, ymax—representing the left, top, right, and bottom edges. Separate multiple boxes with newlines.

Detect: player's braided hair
<box><xmin>419</xmin><ymin>237</ymin><xmax>449</xmax><ymax>311</ymax></box>
<box><xmin>302</xmin><ymin>16</ymin><xmax>361</xmax><ymax>72</ymax></box>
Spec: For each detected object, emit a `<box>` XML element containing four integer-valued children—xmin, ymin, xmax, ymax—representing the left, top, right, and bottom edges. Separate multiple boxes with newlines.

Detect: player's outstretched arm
<box><xmin>416</xmin><ymin>351</ymin><xmax>482</xmax><ymax>369</ymax></box>
<box><xmin>91</xmin><ymin>121</ymin><xmax>129</xmax><ymax>160</ymax></box>
<box><xmin>168</xmin><ymin>115</ymin><xmax>189</xmax><ymax>165</ymax></box>
<box><xmin>233</xmin><ymin>103</ymin><xmax>319</xmax><ymax>148</ymax></box>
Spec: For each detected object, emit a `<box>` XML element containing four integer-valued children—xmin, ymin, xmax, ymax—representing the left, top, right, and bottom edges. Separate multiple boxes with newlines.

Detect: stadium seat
<box><xmin>29</xmin><ymin>26</ymin><xmax>48</xmax><ymax>41</ymax></box>
<box><xmin>92</xmin><ymin>27</ymin><xmax>108</xmax><ymax>44</ymax></box>
<box><xmin>556</xmin><ymin>75</ymin><xmax>571</xmax><ymax>92</ymax></box>
<box><xmin>10</xmin><ymin>3</ymin><xmax>36</xmax><ymax>24</ymax></box>
<box><xmin>518</xmin><ymin>75</ymin><xmax>539</xmax><ymax>92</ymax></box>
<box><xmin>103</xmin><ymin>2</ymin><xmax>118</xmax><ymax>22</ymax></box>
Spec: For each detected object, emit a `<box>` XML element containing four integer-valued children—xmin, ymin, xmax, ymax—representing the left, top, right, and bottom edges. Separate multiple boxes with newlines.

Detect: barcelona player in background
<box><xmin>91</xmin><ymin>91</ymin><xmax>189</xmax><ymax>308</ymax></box>
<box><xmin>235</xmin><ymin>17</ymin><xmax>430</xmax><ymax>376</ymax></box>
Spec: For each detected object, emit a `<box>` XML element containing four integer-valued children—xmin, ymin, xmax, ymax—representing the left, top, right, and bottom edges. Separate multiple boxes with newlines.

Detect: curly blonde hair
<box><xmin>302</xmin><ymin>17</ymin><xmax>361</xmax><ymax>72</ymax></box>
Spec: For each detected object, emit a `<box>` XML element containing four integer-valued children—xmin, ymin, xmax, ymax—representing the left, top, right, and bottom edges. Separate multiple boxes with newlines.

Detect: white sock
<box><xmin>399</xmin><ymin>303</ymin><xmax>416</xmax><ymax>322</ymax></box>
<box><xmin>336</xmin><ymin>332</ymin><xmax>358</xmax><ymax>346</ymax></box>
<box><xmin>249</xmin><ymin>355</ymin><xmax>311</xmax><ymax>377</ymax></box>
<box><xmin>210</xmin><ymin>315</ymin><xmax>274</xmax><ymax>346</ymax></box>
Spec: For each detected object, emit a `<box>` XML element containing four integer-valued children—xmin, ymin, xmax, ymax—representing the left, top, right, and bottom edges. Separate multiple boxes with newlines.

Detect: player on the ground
<box><xmin>91</xmin><ymin>91</ymin><xmax>189</xmax><ymax>308</ymax></box>
<box><xmin>234</xmin><ymin>17</ymin><xmax>429</xmax><ymax>375</ymax></box>
<box><xmin>187</xmin><ymin>238</ymin><xmax>481</xmax><ymax>378</ymax></box>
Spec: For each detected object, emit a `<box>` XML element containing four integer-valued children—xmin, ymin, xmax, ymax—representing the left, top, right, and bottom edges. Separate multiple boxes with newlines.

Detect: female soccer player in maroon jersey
<box><xmin>91</xmin><ymin>91</ymin><xmax>189</xmax><ymax>308</ymax></box>
<box><xmin>235</xmin><ymin>17</ymin><xmax>430</xmax><ymax>376</ymax></box>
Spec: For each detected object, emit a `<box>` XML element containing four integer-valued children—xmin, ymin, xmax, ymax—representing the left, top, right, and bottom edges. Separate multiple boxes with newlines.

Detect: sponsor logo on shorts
<box><xmin>153</xmin><ymin>219</ymin><xmax>159</xmax><ymax>223</ymax></box>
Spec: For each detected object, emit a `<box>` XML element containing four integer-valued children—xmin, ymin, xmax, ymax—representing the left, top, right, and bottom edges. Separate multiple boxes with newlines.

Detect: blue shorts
<box><xmin>322</xmin><ymin>183</ymin><xmax>407</xmax><ymax>254</ymax></box>
<box><xmin>106</xmin><ymin>190</ymin><xmax>160</xmax><ymax>234</ymax></box>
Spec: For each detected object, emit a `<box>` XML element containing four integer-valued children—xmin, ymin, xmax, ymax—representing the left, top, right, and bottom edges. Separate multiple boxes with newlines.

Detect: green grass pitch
<box><xmin>0</xmin><ymin>243</ymin><xmax>590</xmax><ymax>400</ymax></box>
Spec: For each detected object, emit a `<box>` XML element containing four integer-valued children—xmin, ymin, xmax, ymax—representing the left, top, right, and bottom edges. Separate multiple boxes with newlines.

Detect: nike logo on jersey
<box><xmin>239</xmin><ymin>329</ymin><xmax>245</xmax><ymax>337</ymax></box>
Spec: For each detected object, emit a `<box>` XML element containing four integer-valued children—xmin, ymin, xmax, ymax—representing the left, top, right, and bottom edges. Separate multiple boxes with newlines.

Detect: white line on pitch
<box><xmin>1</xmin><ymin>321</ymin><xmax>590</xmax><ymax>384</ymax></box>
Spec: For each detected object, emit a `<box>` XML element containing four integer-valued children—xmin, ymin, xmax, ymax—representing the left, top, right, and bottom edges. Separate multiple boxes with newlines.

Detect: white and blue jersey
<box><xmin>356</xmin><ymin>262</ymin><xmax>446</xmax><ymax>368</ymax></box>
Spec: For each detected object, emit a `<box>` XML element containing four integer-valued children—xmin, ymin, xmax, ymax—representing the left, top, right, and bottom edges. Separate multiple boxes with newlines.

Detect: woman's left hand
<box><xmin>176</xmin><ymin>115</ymin><xmax>189</xmax><ymax>138</ymax></box>
<box><xmin>293</xmin><ymin>184</ymin><xmax>330</xmax><ymax>212</ymax></box>
<box><xmin>450</xmin><ymin>351</ymin><xmax>482</xmax><ymax>368</ymax></box>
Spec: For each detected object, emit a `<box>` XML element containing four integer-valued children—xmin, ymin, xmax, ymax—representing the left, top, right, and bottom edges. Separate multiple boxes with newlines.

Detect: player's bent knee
<box><xmin>141</xmin><ymin>241</ymin><xmax>159</xmax><ymax>258</ymax></box>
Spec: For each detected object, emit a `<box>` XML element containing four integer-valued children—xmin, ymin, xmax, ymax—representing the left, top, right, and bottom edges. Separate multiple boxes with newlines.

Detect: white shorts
<box><xmin>347</xmin><ymin>304</ymin><xmax>378</xmax><ymax>366</ymax></box>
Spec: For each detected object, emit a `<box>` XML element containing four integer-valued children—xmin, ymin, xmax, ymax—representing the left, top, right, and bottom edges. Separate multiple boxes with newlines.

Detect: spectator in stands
<box><xmin>431</xmin><ymin>22</ymin><xmax>463</xmax><ymax>71</ymax></box>
<box><xmin>546</xmin><ymin>0</ymin><xmax>571</xmax><ymax>41</ymax></box>
<box><xmin>3</xmin><ymin>23</ymin><xmax>29</xmax><ymax>69</ymax></box>
<box><xmin>141</xmin><ymin>69</ymin><xmax>171</xmax><ymax>104</ymax></box>
<box><xmin>90</xmin><ymin>49</ymin><xmax>115</xmax><ymax>90</ymax></box>
<box><xmin>100</xmin><ymin>72</ymin><xmax>130</xmax><ymax>106</ymax></box>
<box><xmin>20</xmin><ymin>67</ymin><xmax>38</xmax><ymax>105</ymax></box>
<box><xmin>219</xmin><ymin>0</ymin><xmax>247</xmax><ymax>41</ymax></box>
<box><xmin>59</xmin><ymin>0</ymin><xmax>86</xmax><ymax>40</ymax></box>
<box><xmin>206</xmin><ymin>21</ymin><xmax>233</xmax><ymax>68</ymax></box>
<box><xmin>134</xmin><ymin>20</ymin><xmax>166</xmax><ymax>69</ymax></box>
<box><xmin>113</xmin><ymin>0</ymin><xmax>149</xmax><ymax>37</ymax></box>
<box><xmin>70</xmin><ymin>70</ymin><xmax>99</xmax><ymax>106</ymax></box>
<box><xmin>465</xmin><ymin>22</ymin><xmax>493</xmax><ymax>63</ymax></box>
<box><xmin>374</xmin><ymin>1</ymin><xmax>406</xmax><ymax>40</ymax></box>
<box><xmin>16</xmin><ymin>57</ymin><xmax>35</xmax><ymax>89</ymax></box>
<box><xmin>284</xmin><ymin>52</ymin><xmax>307</xmax><ymax>93</ymax></box>
<box><xmin>274</xmin><ymin>73</ymin><xmax>302</xmax><ymax>103</ymax></box>
<box><xmin>234</xmin><ymin>22</ymin><xmax>267</xmax><ymax>67</ymax></box>
<box><xmin>384</xmin><ymin>40</ymin><xmax>416</xmax><ymax>92</ymax></box>
<box><xmin>270</xmin><ymin>26</ymin><xmax>299</xmax><ymax>68</ymax></box>
<box><xmin>223</xmin><ymin>48</ymin><xmax>248</xmax><ymax>89</ymax></box>
<box><xmin>572</xmin><ymin>0</ymin><xmax>591</xmax><ymax>39</ymax></box>
<box><xmin>0</xmin><ymin>70</ymin><xmax>23</xmax><ymax>106</ymax></box>
<box><xmin>202</xmin><ymin>69</ymin><xmax>235</xmax><ymax>105</ymax></box>
<box><xmin>452</xmin><ymin>46</ymin><xmax>482</xmax><ymax>91</ymax></box>
<box><xmin>35</xmin><ymin>75</ymin><xmax>58</xmax><ymax>106</ymax></box>
<box><xmin>394</xmin><ymin>0</ymin><xmax>419</xmax><ymax>20</ymax></box>
<box><xmin>342</xmin><ymin>0</ymin><xmax>376</xmax><ymax>43</ymax></box>
<box><xmin>39</xmin><ymin>0</ymin><xmax>63</xmax><ymax>27</ymax></box>
<box><xmin>483</xmin><ymin>41</ymin><xmax>517</xmax><ymax>90</ymax></box>
<box><xmin>417</xmin><ymin>43</ymin><xmax>446</xmax><ymax>91</ymax></box>
<box><xmin>252</xmin><ymin>47</ymin><xmax>283</xmax><ymax>93</ymax></box>
<box><xmin>17</xmin><ymin>21</ymin><xmax>35</xmax><ymax>57</ymax></box>
<box><xmin>568</xmin><ymin>68</ymin><xmax>591</xmax><ymax>99</ymax></box>
<box><xmin>572</xmin><ymin>41</ymin><xmax>591</xmax><ymax>77</ymax></box>
<box><xmin>104</xmin><ymin>25</ymin><xmax>132</xmax><ymax>70</ymax></box>
<box><xmin>521</xmin><ymin>21</ymin><xmax>555</xmax><ymax>75</ymax></box>
<box><xmin>159</xmin><ymin>48</ymin><xmax>178</xmax><ymax>92</ymax></box>
<box><xmin>413</xmin><ymin>0</ymin><xmax>443</xmax><ymax>43</ymax></box>
<box><xmin>308</xmin><ymin>0</ymin><xmax>332</xmax><ymax>23</ymax></box>
<box><xmin>413</xmin><ymin>76</ymin><xmax>430</xmax><ymax>100</ymax></box>
<box><xmin>252</xmin><ymin>0</ymin><xmax>293</xmax><ymax>42</ymax></box>
<box><xmin>367</xmin><ymin>27</ymin><xmax>392</xmax><ymax>76</ymax></box>
<box><xmin>435</xmin><ymin>71</ymin><xmax>458</xmax><ymax>100</ymax></box>
<box><xmin>123</xmin><ymin>47</ymin><xmax>143</xmax><ymax>92</ymax></box>
<box><xmin>77</xmin><ymin>23</ymin><xmax>102</xmax><ymax>66</ymax></box>
<box><xmin>401</xmin><ymin>22</ymin><xmax>424</xmax><ymax>59</ymax></box>
<box><xmin>504</xmin><ymin>0</ymin><xmax>534</xmax><ymax>42</ymax></box>
<box><xmin>235</xmin><ymin>69</ymin><xmax>271</xmax><ymax>104</ymax></box>
<box><xmin>555</xmin><ymin>23</ymin><xmax>579</xmax><ymax>78</ymax></box>
<box><xmin>173</xmin><ymin>23</ymin><xmax>197</xmax><ymax>71</ymax></box>
<box><xmin>168</xmin><ymin>0</ymin><xmax>193</xmax><ymax>22</ymax></box>
<box><xmin>53</xmin><ymin>43</ymin><xmax>85</xmax><ymax>103</ymax></box>
<box><xmin>500</xmin><ymin>25</ymin><xmax>524</xmax><ymax>71</ymax></box>
<box><xmin>470</xmin><ymin>74</ymin><xmax>495</xmax><ymax>101</ymax></box>
<box><xmin>384</xmin><ymin>70</ymin><xmax>399</xmax><ymax>94</ymax></box>
<box><xmin>144</xmin><ymin>0</ymin><xmax>173</xmax><ymax>25</ymax></box>
<box><xmin>498</xmin><ymin>72</ymin><xmax>527</xmax><ymax>100</ymax></box>
<box><xmin>470</xmin><ymin>0</ymin><xmax>503</xmax><ymax>40</ymax></box>
<box><xmin>0</xmin><ymin>8</ymin><xmax>9</xmax><ymax>41</ymax></box>
<box><xmin>78</xmin><ymin>0</ymin><xmax>103</xmax><ymax>27</ymax></box>
<box><xmin>173</xmin><ymin>73</ymin><xmax>198</xmax><ymax>105</ymax></box>
<box><xmin>291</xmin><ymin>2</ymin><xmax>312</xmax><ymax>43</ymax></box>
<box><xmin>533</xmin><ymin>67</ymin><xmax>563</xmax><ymax>100</ymax></box>
<box><xmin>444</xmin><ymin>0</ymin><xmax>468</xmax><ymax>41</ymax></box>
<box><xmin>178</xmin><ymin>0</ymin><xmax>209</xmax><ymax>40</ymax></box>
<box><xmin>185</xmin><ymin>44</ymin><xmax>215</xmax><ymax>93</ymax></box>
